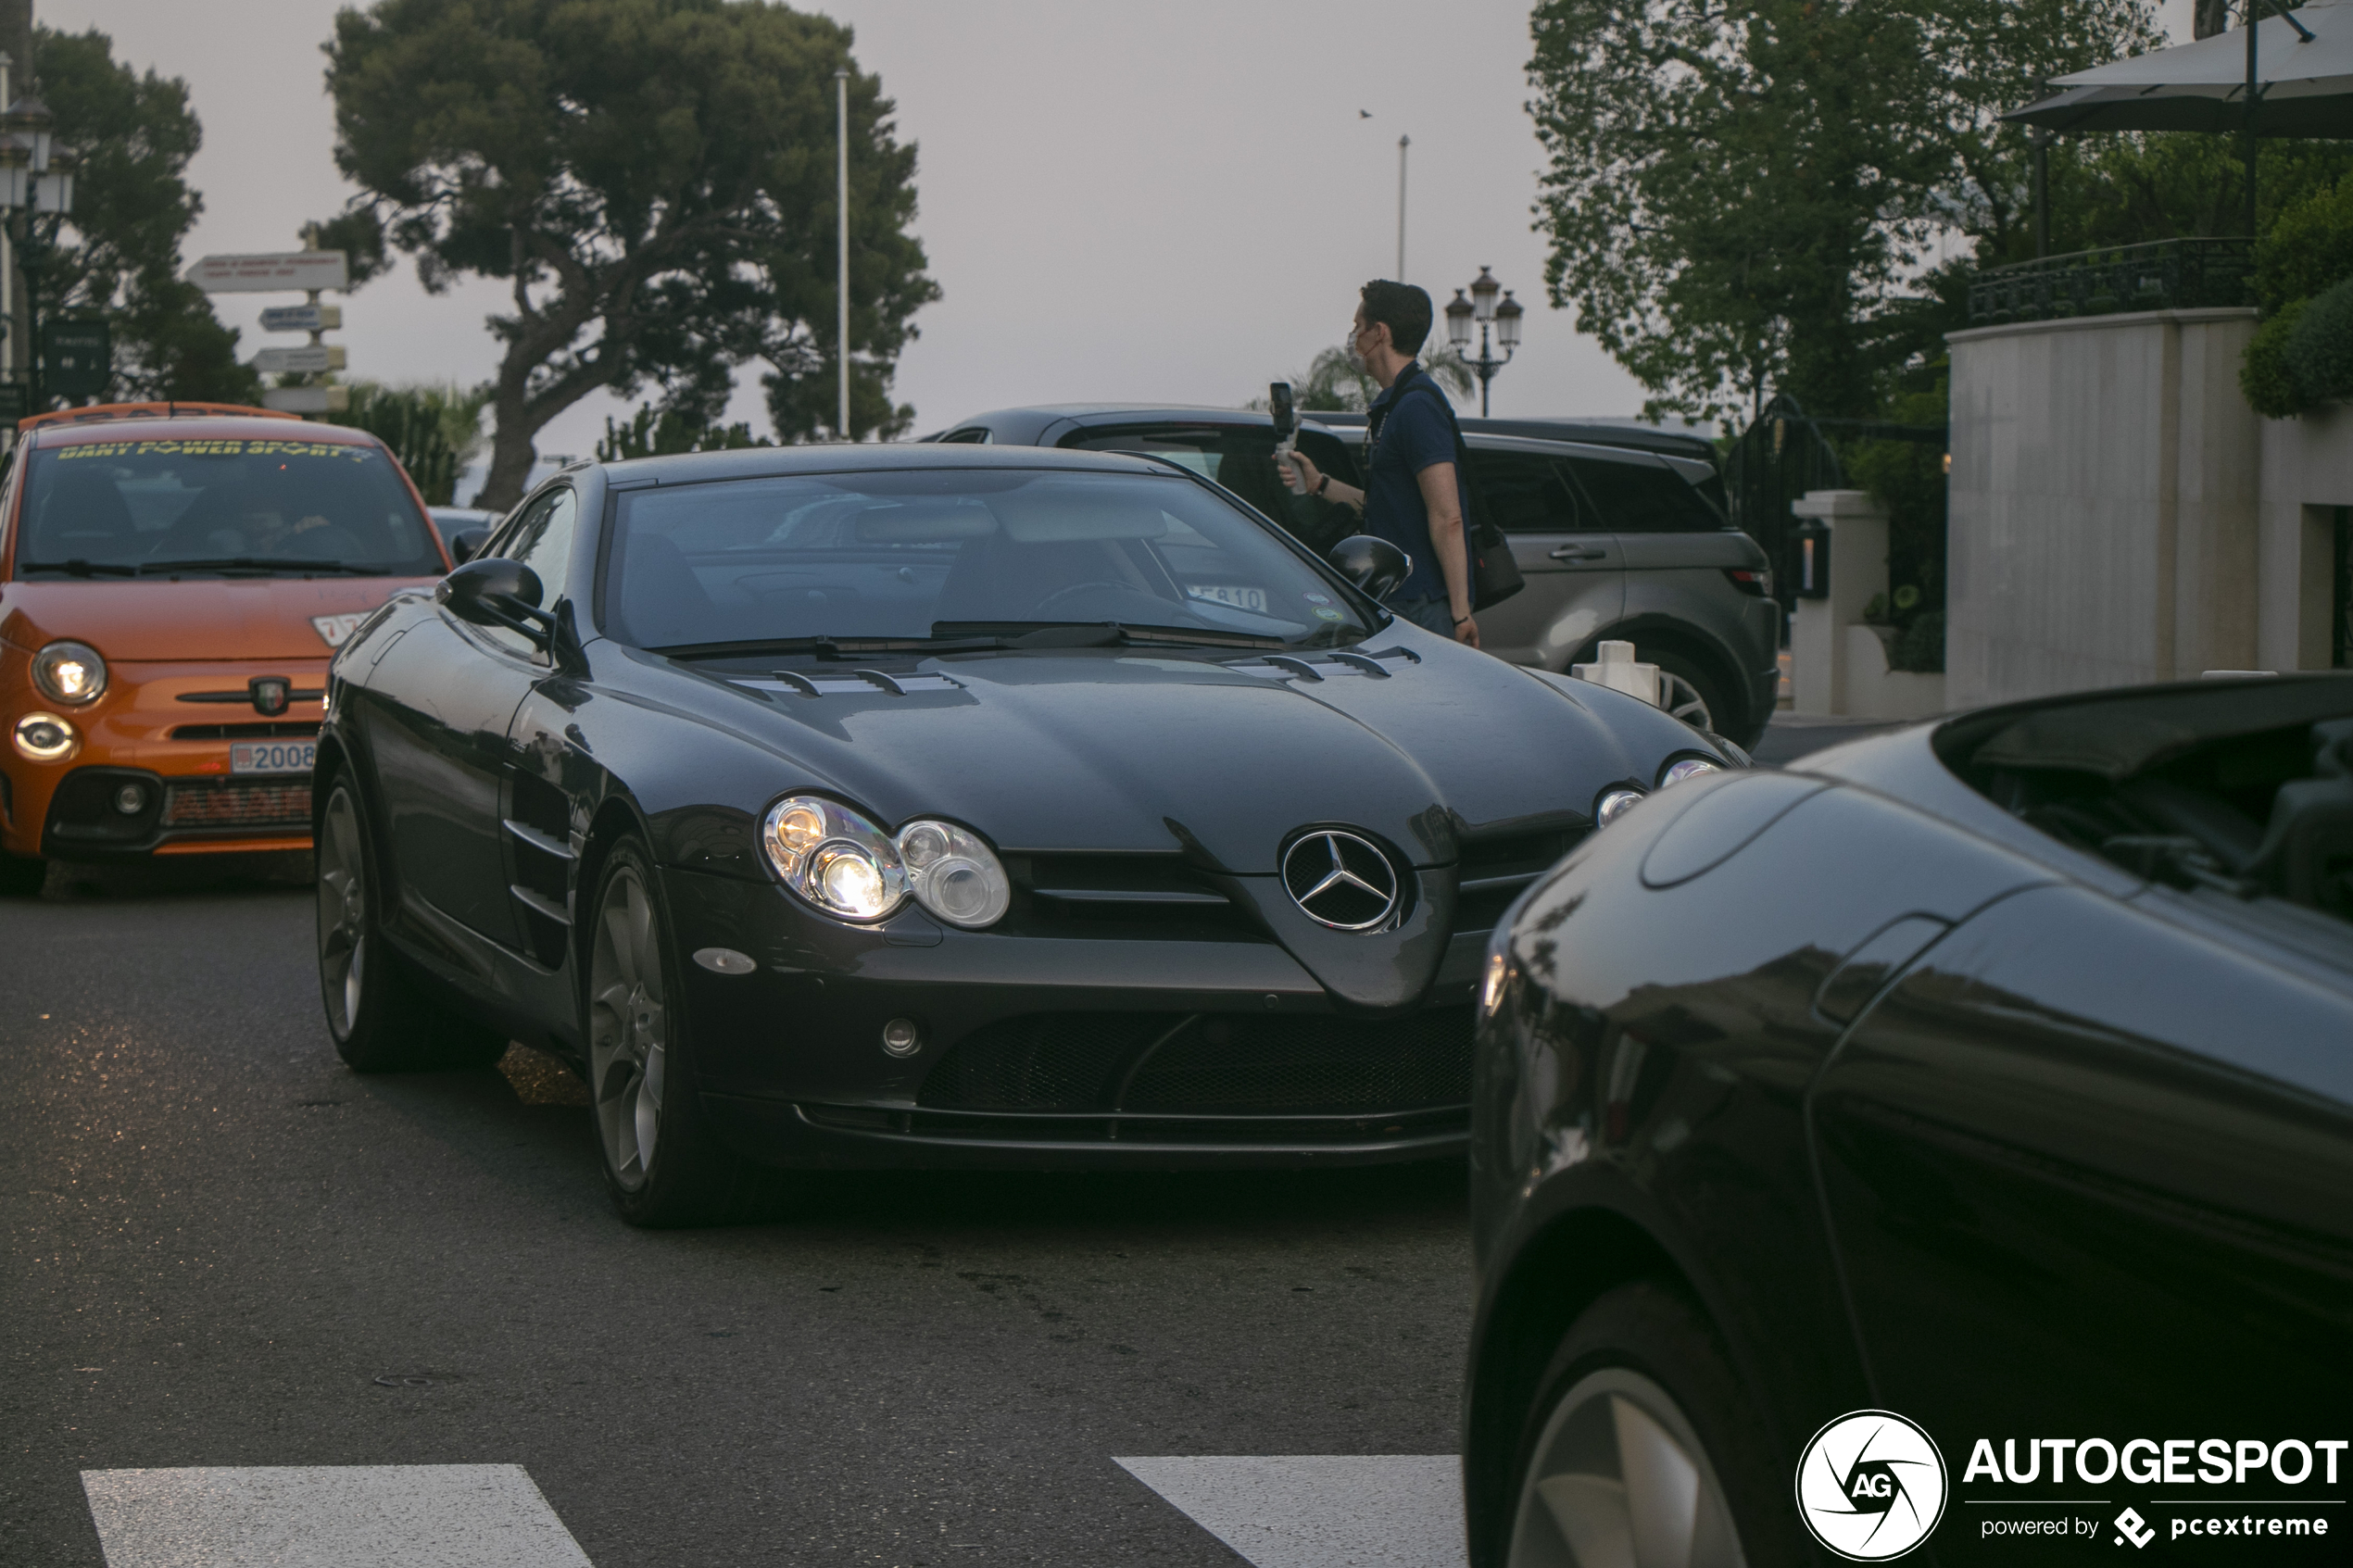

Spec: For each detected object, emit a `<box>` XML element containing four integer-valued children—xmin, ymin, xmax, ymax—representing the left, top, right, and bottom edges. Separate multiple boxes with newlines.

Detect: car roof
<box><xmin>1312</xmin><ymin>410</ymin><xmax>1718</xmax><ymax>462</ymax></box>
<box><xmin>595</xmin><ymin>441</ymin><xmax>1182</xmax><ymax>486</ymax></box>
<box><xmin>32</xmin><ymin>414</ymin><xmax>382</xmax><ymax>448</ymax></box>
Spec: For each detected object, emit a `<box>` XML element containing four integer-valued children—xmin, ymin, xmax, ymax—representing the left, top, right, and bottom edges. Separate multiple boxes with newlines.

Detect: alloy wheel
<box><xmin>1507</xmin><ymin>1367</ymin><xmax>1747</xmax><ymax>1568</ymax></box>
<box><xmin>316</xmin><ymin>785</ymin><xmax>368</xmax><ymax>1038</ymax></box>
<box><xmin>1656</xmin><ymin>670</ymin><xmax>1714</xmax><ymax>732</ymax></box>
<box><xmin>589</xmin><ymin>866</ymin><xmax>667</xmax><ymax>1191</ymax></box>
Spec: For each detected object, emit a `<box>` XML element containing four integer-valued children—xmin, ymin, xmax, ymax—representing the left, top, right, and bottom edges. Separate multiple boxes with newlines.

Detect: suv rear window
<box><xmin>14</xmin><ymin>435</ymin><xmax>441</xmax><ymax>578</ymax></box>
<box><xmin>1063</xmin><ymin>424</ymin><xmax>1364</xmax><ymax>554</ymax></box>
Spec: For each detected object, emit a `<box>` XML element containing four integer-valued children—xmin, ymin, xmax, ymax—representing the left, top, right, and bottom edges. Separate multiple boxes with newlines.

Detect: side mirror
<box><xmin>437</xmin><ymin>557</ymin><xmax>551</xmax><ymax>646</ymax></box>
<box><xmin>1328</xmin><ymin>533</ymin><xmax>1410</xmax><ymax>603</ymax></box>
<box><xmin>447</xmin><ymin>527</ymin><xmax>489</xmax><ymax>566</ymax></box>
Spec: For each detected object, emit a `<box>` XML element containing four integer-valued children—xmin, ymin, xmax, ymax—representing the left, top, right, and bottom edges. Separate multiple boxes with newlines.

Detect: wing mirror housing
<box><xmin>1328</xmin><ymin>533</ymin><xmax>1410</xmax><ymax>603</ymax></box>
<box><xmin>446</xmin><ymin>527</ymin><xmax>489</xmax><ymax>566</ymax></box>
<box><xmin>438</xmin><ymin>557</ymin><xmax>556</xmax><ymax>648</ymax></box>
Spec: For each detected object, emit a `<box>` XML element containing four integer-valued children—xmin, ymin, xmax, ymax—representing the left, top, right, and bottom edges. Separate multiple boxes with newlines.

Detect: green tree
<box><xmin>319</xmin><ymin>0</ymin><xmax>939</xmax><ymax>508</ymax></box>
<box><xmin>329</xmin><ymin>381</ymin><xmax>493</xmax><ymax>503</ymax></box>
<box><xmin>1259</xmin><ymin>342</ymin><xmax>1475</xmax><ymax>413</ymax></box>
<box><xmin>1527</xmin><ymin>0</ymin><xmax>2160</xmax><ymax>421</ymax></box>
<box><xmin>34</xmin><ymin>26</ymin><xmax>255</xmax><ymax>405</ymax></box>
<box><xmin>594</xmin><ymin>401</ymin><xmax>773</xmax><ymax>459</ymax></box>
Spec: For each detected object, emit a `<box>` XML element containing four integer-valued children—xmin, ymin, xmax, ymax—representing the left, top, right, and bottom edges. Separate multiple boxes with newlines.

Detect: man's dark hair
<box><xmin>1360</xmin><ymin>280</ymin><xmax>1432</xmax><ymax>357</ymax></box>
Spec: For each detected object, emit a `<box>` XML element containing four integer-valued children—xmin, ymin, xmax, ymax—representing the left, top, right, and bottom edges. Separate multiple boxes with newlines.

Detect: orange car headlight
<box><xmin>13</xmin><ymin>712</ymin><xmax>77</xmax><ymax>762</ymax></box>
<box><xmin>32</xmin><ymin>640</ymin><xmax>107</xmax><ymax>705</ymax></box>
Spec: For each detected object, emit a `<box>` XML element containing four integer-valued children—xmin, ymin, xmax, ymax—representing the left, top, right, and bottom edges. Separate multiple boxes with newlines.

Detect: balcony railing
<box><xmin>1966</xmin><ymin>238</ymin><xmax>2253</xmax><ymax>327</ymax></box>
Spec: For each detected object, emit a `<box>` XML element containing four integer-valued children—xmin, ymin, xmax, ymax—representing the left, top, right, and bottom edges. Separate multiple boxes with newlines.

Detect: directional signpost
<box><xmin>43</xmin><ymin>319</ymin><xmax>111</xmax><ymax>402</ymax></box>
<box><xmin>183</xmin><ymin>251</ymin><xmax>349</xmax><ymax>295</ymax></box>
<box><xmin>186</xmin><ymin>251</ymin><xmax>352</xmax><ymax>418</ymax></box>
<box><xmin>252</xmin><ymin>345</ymin><xmax>347</xmax><ymax>375</ymax></box>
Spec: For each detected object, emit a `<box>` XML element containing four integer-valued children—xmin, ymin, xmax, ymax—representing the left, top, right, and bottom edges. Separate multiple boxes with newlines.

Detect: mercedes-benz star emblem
<box><xmin>1281</xmin><ymin>830</ymin><xmax>1402</xmax><ymax>932</ymax></box>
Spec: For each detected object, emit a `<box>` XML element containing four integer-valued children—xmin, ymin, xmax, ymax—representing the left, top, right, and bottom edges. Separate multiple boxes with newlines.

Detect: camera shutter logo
<box><xmin>1794</xmin><ymin>1410</ymin><xmax>1948</xmax><ymax>1561</ymax></box>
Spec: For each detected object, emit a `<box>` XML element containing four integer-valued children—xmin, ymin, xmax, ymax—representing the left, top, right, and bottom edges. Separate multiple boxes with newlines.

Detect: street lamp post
<box><xmin>0</xmin><ymin>91</ymin><xmax>74</xmax><ymax>414</ymax></box>
<box><xmin>1445</xmin><ymin>266</ymin><xmax>1522</xmax><ymax>417</ymax></box>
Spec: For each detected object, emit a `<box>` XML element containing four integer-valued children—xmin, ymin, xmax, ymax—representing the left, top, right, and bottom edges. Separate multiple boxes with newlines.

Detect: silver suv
<box><xmin>925</xmin><ymin>405</ymin><xmax>1780</xmax><ymax>746</ymax></box>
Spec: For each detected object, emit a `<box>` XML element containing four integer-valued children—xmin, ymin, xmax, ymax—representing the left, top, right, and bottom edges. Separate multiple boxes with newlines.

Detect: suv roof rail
<box><xmin>19</xmin><ymin>401</ymin><xmax>305</xmax><ymax>433</ymax></box>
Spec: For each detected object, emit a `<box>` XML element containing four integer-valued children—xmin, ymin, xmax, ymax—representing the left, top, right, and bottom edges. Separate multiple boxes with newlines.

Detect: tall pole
<box><xmin>837</xmin><ymin>68</ymin><xmax>850</xmax><ymax>441</ymax></box>
<box><xmin>1395</xmin><ymin>135</ymin><xmax>1408</xmax><ymax>282</ymax></box>
<box><xmin>2246</xmin><ymin>0</ymin><xmax>2260</xmax><ymax>241</ymax></box>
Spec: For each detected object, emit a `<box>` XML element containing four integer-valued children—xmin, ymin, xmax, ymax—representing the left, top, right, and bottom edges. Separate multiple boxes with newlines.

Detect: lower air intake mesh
<box><xmin>160</xmin><ymin>780</ymin><xmax>312</xmax><ymax>829</ymax></box>
<box><xmin>918</xmin><ymin>1008</ymin><xmax>1472</xmax><ymax>1117</ymax></box>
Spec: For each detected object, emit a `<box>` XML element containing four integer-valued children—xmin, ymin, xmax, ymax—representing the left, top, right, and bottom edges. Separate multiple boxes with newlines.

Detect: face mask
<box><xmin>1346</xmin><ymin>327</ymin><xmax>1369</xmax><ymax>371</ymax></box>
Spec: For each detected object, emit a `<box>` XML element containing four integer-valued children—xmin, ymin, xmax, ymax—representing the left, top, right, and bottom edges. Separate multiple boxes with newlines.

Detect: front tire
<box><xmin>585</xmin><ymin>836</ymin><xmax>766</xmax><ymax>1227</ymax></box>
<box><xmin>316</xmin><ymin>773</ymin><xmax>508</xmax><ymax>1073</ymax></box>
<box><xmin>1502</xmin><ymin>1283</ymin><xmax>1793</xmax><ymax>1568</ymax></box>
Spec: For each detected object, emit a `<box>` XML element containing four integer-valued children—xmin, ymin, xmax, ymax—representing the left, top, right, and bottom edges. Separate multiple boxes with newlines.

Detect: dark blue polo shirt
<box><xmin>1365</xmin><ymin>363</ymin><xmax>1468</xmax><ymax>603</ymax></box>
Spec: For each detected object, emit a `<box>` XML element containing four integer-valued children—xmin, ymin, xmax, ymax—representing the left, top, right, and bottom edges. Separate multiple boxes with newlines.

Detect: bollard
<box><xmin>1570</xmin><ymin>639</ymin><xmax>1661</xmax><ymax>707</ymax></box>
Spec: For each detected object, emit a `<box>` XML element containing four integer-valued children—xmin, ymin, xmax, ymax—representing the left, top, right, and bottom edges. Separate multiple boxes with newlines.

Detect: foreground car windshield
<box><xmin>606</xmin><ymin>468</ymin><xmax>1371</xmax><ymax>648</ymax></box>
<box><xmin>16</xmin><ymin>437</ymin><xmax>441</xmax><ymax>578</ymax></box>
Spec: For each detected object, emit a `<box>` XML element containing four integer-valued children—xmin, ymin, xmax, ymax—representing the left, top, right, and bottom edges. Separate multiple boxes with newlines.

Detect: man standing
<box><xmin>1277</xmin><ymin>281</ymin><xmax>1478</xmax><ymax>646</ymax></box>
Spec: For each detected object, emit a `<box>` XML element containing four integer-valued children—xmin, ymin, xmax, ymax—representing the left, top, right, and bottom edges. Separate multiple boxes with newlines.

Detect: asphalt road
<box><xmin>1</xmin><ymin>863</ymin><xmax>1473</xmax><ymax>1567</ymax></box>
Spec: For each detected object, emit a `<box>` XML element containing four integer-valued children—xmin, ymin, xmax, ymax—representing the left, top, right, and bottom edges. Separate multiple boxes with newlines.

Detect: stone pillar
<box><xmin>1789</xmin><ymin>490</ymin><xmax>1889</xmax><ymax>716</ymax></box>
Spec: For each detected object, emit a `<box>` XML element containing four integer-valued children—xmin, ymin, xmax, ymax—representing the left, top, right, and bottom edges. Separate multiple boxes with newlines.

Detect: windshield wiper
<box><xmin>133</xmin><ymin>557</ymin><xmax>391</xmax><ymax>576</ymax></box>
<box><xmin>16</xmin><ymin>558</ymin><xmax>139</xmax><ymax>577</ymax></box>
<box><xmin>931</xmin><ymin>621</ymin><xmax>1291</xmax><ymax>650</ymax></box>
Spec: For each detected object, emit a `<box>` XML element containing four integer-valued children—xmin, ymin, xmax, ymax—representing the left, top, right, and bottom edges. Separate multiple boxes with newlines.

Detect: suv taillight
<box><xmin>1722</xmin><ymin>568</ymin><xmax>1770</xmax><ymax>596</ymax></box>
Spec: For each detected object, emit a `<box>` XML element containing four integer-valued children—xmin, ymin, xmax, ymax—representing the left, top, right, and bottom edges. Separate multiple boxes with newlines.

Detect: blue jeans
<box><xmin>1389</xmin><ymin>593</ymin><xmax>1458</xmax><ymax>636</ymax></box>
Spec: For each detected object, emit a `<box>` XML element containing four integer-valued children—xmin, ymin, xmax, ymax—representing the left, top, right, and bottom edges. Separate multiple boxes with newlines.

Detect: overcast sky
<box><xmin>51</xmin><ymin>0</ymin><xmax>2203</xmax><ymax>470</ymax></box>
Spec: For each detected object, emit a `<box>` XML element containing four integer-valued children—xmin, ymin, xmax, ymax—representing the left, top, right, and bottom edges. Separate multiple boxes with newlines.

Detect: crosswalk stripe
<box><xmin>81</xmin><ymin>1464</ymin><xmax>594</xmax><ymax>1567</ymax></box>
<box><xmin>1116</xmin><ymin>1455</ymin><xmax>1467</xmax><ymax>1568</ymax></box>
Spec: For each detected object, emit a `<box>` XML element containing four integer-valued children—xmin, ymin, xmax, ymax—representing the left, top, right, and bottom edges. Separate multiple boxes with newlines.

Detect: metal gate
<box><xmin>1724</xmin><ymin>394</ymin><xmax>1843</xmax><ymax>621</ymax></box>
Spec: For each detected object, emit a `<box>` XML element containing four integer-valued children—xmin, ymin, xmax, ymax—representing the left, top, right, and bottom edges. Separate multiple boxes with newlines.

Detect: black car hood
<box><xmin>673</xmin><ymin>639</ymin><xmax>1692</xmax><ymax>872</ymax></box>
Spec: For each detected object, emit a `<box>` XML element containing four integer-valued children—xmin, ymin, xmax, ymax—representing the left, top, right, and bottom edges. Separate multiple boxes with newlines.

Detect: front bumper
<box><xmin>665</xmin><ymin>865</ymin><xmax>1487</xmax><ymax>1170</ymax></box>
<box><xmin>3</xmin><ymin>658</ymin><xmax>323</xmax><ymax>859</ymax></box>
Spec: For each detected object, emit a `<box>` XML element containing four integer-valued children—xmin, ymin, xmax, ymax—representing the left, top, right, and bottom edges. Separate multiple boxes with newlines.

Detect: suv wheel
<box><xmin>1638</xmin><ymin>646</ymin><xmax>1748</xmax><ymax>746</ymax></box>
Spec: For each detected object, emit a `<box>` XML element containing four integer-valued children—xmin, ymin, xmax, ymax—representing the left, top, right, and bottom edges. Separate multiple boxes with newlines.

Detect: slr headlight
<box><xmin>1595</xmin><ymin>787</ymin><xmax>1645</xmax><ymax>827</ymax></box>
<box><xmin>896</xmin><ymin>818</ymin><xmax>1010</xmax><ymax>929</ymax></box>
<box><xmin>761</xmin><ymin>796</ymin><xmax>908</xmax><ymax>922</ymax></box>
<box><xmin>1659</xmin><ymin>757</ymin><xmax>1723</xmax><ymax>788</ymax></box>
<box><xmin>32</xmin><ymin>641</ymin><xmax>107</xmax><ymax>706</ymax></box>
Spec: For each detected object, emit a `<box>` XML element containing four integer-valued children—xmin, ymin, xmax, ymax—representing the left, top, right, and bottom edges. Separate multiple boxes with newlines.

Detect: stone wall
<box><xmin>1945</xmin><ymin>307</ymin><xmax>2263</xmax><ymax>708</ymax></box>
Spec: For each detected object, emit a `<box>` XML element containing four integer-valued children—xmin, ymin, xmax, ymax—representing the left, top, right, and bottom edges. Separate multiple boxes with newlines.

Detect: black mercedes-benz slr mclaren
<box><xmin>311</xmin><ymin>445</ymin><xmax>1735</xmax><ymax>1223</ymax></box>
<box><xmin>1463</xmin><ymin>675</ymin><xmax>2353</xmax><ymax>1568</ymax></box>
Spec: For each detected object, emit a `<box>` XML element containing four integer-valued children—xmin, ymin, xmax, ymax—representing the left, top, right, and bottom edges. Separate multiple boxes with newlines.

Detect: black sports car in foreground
<box><xmin>313</xmin><ymin>445</ymin><xmax>1734</xmax><ymax>1223</ymax></box>
<box><xmin>1464</xmin><ymin>675</ymin><xmax>2353</xmax><ymax>1567</ymax></box>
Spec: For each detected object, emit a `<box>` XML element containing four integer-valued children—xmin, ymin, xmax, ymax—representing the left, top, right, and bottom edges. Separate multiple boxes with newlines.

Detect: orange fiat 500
<box><xmin>0</xmin><ymin>403</ymin><xmax>455</xmax><ymax>892</ymax></box>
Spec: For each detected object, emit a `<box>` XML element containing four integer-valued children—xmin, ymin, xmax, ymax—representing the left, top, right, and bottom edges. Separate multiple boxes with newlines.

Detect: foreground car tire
<box><xmin>316</xmin><ymin>775</ymin><xmax>509</xmax><ymax>1073</ymax></box>
<box><xmin>586</xmin><ymin>836</ymin><xmax>768</xmax><ymax>1227</ymax></box>
<box><xmin>1503</xmin><ymin>1283</ymin><xmax>1791</xmax><ymax>1568</ymax></box>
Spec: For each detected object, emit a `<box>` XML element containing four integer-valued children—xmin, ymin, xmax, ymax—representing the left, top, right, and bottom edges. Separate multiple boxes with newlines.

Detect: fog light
<box><xmin>880</xmin><ymin>1018</ymin><xmax>922</xmax><ymax>1058</ymax></box>
<box><xmin>12</xmin><ymin>712</ymin><xmax>75</xmax><ymax>762</ymax></box>
<box><xmin>113</xmin><ymin>782</ymin><xmax>147</xmax><ymax>815</ymax></box>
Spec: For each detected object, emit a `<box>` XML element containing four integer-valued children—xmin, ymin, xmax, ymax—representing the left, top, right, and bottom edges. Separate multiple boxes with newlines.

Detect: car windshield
<box><xmin>12</xmin><ymin>435</ymin><xmax>442</xmax><ymax>578</ymax></box>
<box><xmin>605</xmin><ymin>467</ymin><xmax>1372</xmax><ymax>650</ymax></box>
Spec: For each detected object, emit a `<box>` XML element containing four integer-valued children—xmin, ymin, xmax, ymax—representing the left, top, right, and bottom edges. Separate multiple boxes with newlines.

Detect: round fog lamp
<box><xmin>1595</xmin><ymin>787</ymin><xmax>1645</xmax><ymax>828</ymax></box>
<box><xmin>113</xmin><ymin>782</ymin><xmax>148</xmax><ymax>815</ymax></box>
<box><xmin>12</xmin><ymin>712</ymin><xmax>76</xmax><ymax>762</ymax></box>
<box><xmin>880</xmin><ymin>1018</ymin><xmax>922</xmax><ymax>1058</ymax></box>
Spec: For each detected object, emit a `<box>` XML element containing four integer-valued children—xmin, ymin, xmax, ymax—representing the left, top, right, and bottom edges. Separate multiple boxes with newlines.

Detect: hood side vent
<box><xmin>1221</xmin><ymin>645</ymin><xmax>1420</xmax><ymax>684</ymax></box>
<box><xmin>733</xmin><ymin>670</ymin><xmax>964</xmax><ymax>698</ymax></box>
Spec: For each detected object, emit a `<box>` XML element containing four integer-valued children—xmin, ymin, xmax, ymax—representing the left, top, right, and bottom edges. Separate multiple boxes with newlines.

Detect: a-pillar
<box><xmin>1789</xmin><ymin>489</ymin><xmax>1889</xmax><ymax>716</ymax></box>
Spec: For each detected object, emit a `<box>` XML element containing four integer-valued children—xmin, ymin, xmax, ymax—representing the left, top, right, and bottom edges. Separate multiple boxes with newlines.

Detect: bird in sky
<box><xmin>1359</xmin><ymin>109</ymin><xmax>1372</xmax><ymax>118</ymax></box>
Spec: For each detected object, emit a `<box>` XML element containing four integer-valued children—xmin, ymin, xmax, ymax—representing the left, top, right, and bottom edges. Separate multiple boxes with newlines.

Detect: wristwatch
<box><xmin>1314</xmin><ymin>473</ymin><xmax>1331</xmax><ymax>498</ymax></box>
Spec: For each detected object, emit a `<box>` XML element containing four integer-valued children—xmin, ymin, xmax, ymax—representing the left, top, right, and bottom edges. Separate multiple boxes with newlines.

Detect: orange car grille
<box><xmin>160</xmin><ymin>781</ymin><xmax>313</xmax><ymax>830</ymax></box>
